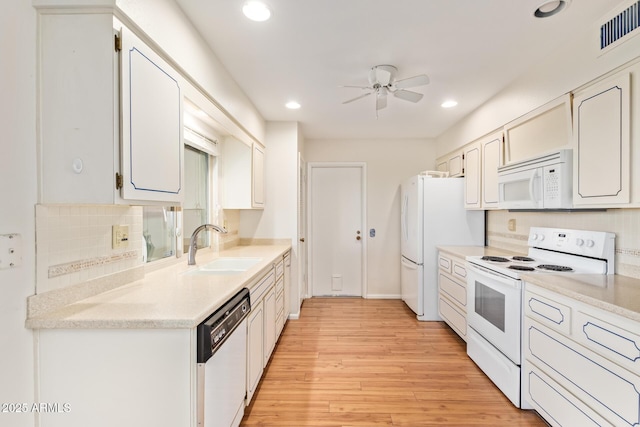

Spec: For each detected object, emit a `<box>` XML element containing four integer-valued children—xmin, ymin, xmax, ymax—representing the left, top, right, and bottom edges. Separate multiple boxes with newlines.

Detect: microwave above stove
<box><xmin>497</xmin><ymin>149</ymin><xmax>572</xmax><ymax>210</ymax></box>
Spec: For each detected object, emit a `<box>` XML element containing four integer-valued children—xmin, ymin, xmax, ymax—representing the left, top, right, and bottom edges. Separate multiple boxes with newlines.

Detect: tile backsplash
<box><xmin>487</xmin><ymin>209</ymin><xmax>640</xmax><ymax>278</ymax></box>
<box><xmin>35</xmin><ymin>205</ymin><xmax>144</xmax><ymax>294</ymax></box>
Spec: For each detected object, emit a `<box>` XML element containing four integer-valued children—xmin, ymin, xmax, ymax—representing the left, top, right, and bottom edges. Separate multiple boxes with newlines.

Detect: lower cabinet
<box><xmin>523</xmin><ymin>283</ymin><xmax>640</xmax><ymax>427</ymax></box>
<box><xmin>246</xmin><ymin>298</ymin><xmax>264</xmax><ymax>404</ymax></box>
<box><xmin>437</xmin><ymin>251</ymin><xmax>469</xmax><ymax>341</ymax></box>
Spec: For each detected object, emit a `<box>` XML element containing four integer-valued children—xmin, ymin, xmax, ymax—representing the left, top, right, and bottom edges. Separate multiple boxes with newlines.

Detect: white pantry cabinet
<box><xmin>222</xmin><ymin>137</ymin><xmax>266</xmax><ymax>209</ymax></box>
<box><xmin>464</xmin><ymin>131</ymin><xmax>502</xmax><ymax>210</ymax></box>
<box><xmin>572</xmin><ymin>72</ymin><xmax>630</xmax><ymax>207</ymax></box>
<box><xmin>37</xmin><ymin>9</ymin><xmax>183</xmax><ymax>205</ymax></box>
<box><xmin>523</xmin><ymin>283</ymin><xmax>640</xmax><ymax>427</ymax></box>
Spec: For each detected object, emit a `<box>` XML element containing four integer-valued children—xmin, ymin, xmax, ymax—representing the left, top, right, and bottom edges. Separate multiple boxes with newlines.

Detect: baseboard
<box><xmin>365</xmin><ymin>294</ymin><xmax>402</xmax><ymax>299</ymax></box>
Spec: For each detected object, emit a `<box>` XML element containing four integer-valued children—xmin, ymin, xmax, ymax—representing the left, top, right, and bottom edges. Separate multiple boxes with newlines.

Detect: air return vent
<box><xmin>600</xmin><ymin>0</ymin><xmax>640</xmax><ymax>52</ymax></box>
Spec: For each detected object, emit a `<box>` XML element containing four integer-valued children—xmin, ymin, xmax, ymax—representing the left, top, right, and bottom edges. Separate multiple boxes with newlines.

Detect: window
<box><xmin>184</xmin><ymin>145</ymin><xmax>210</xmax><ymax>252</ymax></box>
<box><xmin>143</xmin><ymin>206</ymin><xmax>178</xmax><ymax>263</ymax></box>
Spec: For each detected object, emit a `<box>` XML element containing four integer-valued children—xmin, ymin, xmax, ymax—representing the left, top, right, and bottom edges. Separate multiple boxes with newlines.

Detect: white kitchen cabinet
<box><xmin>263</xmin><ymin>286</ymin><xmax>277</xmax><ymax>366</ymax></box>
<box><xmin>523</xmin><ymin>283</ymin><xmax>640</xmax><ymax>427</ymax></box>
<box><xmin>284</xmin><ymin>252</ymin><xmax>292</xmax><ymax>322</ymax></box>
<box><xmin>246</xmin><ymin>267</ymin><xmax>276</xmax><ymax>404</ymax></box>
<box><xmin>503</xmin><ymin>94</ymin><xmax>572</xmax><ymax>165</ymax></box>
<box><xmin>464</xmin><ymin>131</ymin><xmax>502</xmax><ymax>210</ymax></box>
<box><xmin>448</xmin><ymin>150</ymin><xmax>465</xmax><ymax>177</ymax></box>
<box><xmin>223</xmin><ymin>137</ymin><xmax>266</xmax><ymax>209</ymax></box>
<box><xmin>572</xmin><ymin>72</ymin><xmax>630</xmax><ymax>207</ymax></box>
<box><xmin>435</xmin><ymin>157</ymin><xmax>449</xmax><ymax>173</ymax></box>
<box><xmin>437</xmin><ymin>251</ymin><xmax>469</xmax><ymax>341</ymax></box>
<box><xmin>37</xmin><ymin>10</ymin><xmax>183</xmax><ymax>205</ymax></box>
<box><xmin>246</xmin><ymin>298</ymin><xmax>264</xmax><ymax>404</ymax></box>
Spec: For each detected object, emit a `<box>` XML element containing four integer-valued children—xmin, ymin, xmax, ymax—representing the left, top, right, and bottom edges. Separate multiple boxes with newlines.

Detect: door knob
<box><xmin>356</xmin><ymin>236</ymin><xmax>361</xmax><ymax>240</ymax></box>
<box><xmin>299</xmin><ymin>238</ymin><xmax>305</xmax><ymax>242</ymax></box>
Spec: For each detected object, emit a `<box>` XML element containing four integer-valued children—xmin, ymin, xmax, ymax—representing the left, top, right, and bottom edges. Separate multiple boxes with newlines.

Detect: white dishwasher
<box><xmin>197</xmin><ymin>288</ymin><xmax>250</xmax><ymax>427</ymax></box>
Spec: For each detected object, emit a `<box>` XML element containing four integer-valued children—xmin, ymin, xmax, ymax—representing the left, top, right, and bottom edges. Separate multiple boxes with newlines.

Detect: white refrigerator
<box><xmin>400</xmin><ymin>176</ymin><xmax>485</xmax><ymax>320</ymax></box>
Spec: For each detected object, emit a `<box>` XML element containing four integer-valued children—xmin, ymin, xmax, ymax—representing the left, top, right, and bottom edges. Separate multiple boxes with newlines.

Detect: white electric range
<box><xmin>464</xmin><ymin>227</ymin><xmax>615</xmax><ymax>408</ymax></box>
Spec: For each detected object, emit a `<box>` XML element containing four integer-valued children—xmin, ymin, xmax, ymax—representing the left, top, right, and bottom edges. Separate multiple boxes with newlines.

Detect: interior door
<box><xmin>309</xmin><ymin>164</ymin><xmax>365</xmax><ymax>297</ymax></box>
<box><xmin>298</xmin><ymin>153</ymin><xmax>308</xmax><ymax>306</ymax></box>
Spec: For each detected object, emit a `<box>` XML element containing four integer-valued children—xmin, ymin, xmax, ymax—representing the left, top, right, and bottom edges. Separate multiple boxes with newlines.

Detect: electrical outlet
<box><xmin>112</xmin><ymin>225</ymin><xmax>129</xmax><ymax>249</ymax></box>
<box><xmin>508</xmin><ymin>219</ymin><xmax>516</xmax><ymax>232</ymax></box>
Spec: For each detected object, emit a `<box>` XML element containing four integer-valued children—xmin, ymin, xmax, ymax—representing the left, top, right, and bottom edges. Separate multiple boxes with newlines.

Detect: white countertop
<box><xmin>437</xmin><ymin>245</ymin><xmax>525</xmax><ymax>259</ymax></box>
<box><xmin>522</xmin><ymin>273</ymin><xmax>640</xmax><ymax>322</ymax></box>
<box><xmin>26</xmin><ymin>245</ymin><xmax>291</xmax><ymax>329</ymax></box>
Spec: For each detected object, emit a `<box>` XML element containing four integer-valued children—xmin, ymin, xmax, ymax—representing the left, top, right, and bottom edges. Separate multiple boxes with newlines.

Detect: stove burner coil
<box><xmin>508</xmin><ymin>265</ymin><xmax>536</xmax><ymax>271</ymax></box>
<box><xmin>537</xmin><ymin>264</ymin><xmax>573</xmax><ymax>272</ymax></box>
<box><xmin>481</xmin><ymin>256</ymin><xmax>509</xmax><ymax>263</ymax></box>
<box><xmin>512</xmin><ymin>256</ymin><xmax>535</xmax><ymax>262</ymax></box>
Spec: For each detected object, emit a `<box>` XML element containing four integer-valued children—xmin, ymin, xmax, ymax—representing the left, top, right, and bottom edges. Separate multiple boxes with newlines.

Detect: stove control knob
<box><xmin>586</xmin><ymin>239</ymin><xmax>595</xmax><ymax>248</ymax></box>
<box><xmin>532</xmin><ymin>233</ymin><xmax>539</xmax><ymax>241</ymax></box>
<box><xmin>537</xmin><ymin>234</ymin><xmax>545</xmax><ymax>241</ymax></box>
<box><xmin>576</xmin><ymin>238</ymin><xmax>584</xmax><ymax>247</ymax></box>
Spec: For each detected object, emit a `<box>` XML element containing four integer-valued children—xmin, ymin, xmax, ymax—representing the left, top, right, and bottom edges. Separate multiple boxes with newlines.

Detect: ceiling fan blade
<box><xmin>395</xmin><ymin>74</ymin><xmax>430</xmax><ymax>89</ymax></box>
<box><xmin>339</xmin><ymin>85</ymin><xmax>371</xmax><ymax>89</ymax></box>
<box><xmin>376</xmin><ymin>88</ymin><xmax>388</xmax><ymax>110</ymax></box>
<box><xmin>393</xmin><ymin>89</ymin><xmax>423</xmax><ymax>103</ymax></box>
<box><xmin>342</xmin><ymin>92</ymin><xmax>372</xmax><ymax>104</ymax></box>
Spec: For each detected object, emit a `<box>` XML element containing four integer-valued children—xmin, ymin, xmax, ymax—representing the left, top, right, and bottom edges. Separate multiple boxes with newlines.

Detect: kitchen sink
<box><xmin>184</xmin><ymin>257</ymin><xmax>263</xmax><ymax>275</ymax></box>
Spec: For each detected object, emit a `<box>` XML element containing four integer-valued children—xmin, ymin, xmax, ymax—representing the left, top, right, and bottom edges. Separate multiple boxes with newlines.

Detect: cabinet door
<box><xmin>464</xmin><ymin>144</ymin><xmax>481</xmax><ymax>209</ymax></box>
<box><xmin>448</xmin><ymin>151</ymin><xmax>464</xmax><ymax>177</ymax></box>
<box><xmin>252</xmin><ymin>143</ymin><xmax>265</xmax><ymax>208</ymax></box>
<box><xmin>573</xmin><ymin>73</ymin><xmax>630</xmax><ymax>206</ymax></box>
<box><xmin>284</xmin><ymin>253</ymin><xmax>291</xmax><ymax>320</ymax></box>
<box><xmin>120</xmin><ymin>26</ymin><xmax>183</xmax><ymax>204</ymax></box>
<box><xmin>246</xmin><ymin>299</ymin><xmax>264</xmax><ymax>404</ymax></box>
<box><xmin>482</xmin><ymin>133</ymin><xmax>502</xmax><ymax>209</ymax></box>
<box><xmin>263</xmin><ymin>286</ymin><xmax>277</xmax><ymax>366</ymax></box>
<box><xmin>435</xmin><ymin>158</ymin><xmax>448</xmax><ymax>173</ymax></box>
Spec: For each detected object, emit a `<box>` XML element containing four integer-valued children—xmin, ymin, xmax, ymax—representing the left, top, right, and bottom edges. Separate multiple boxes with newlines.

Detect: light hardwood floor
<box><xmin>241</xmin><ymin>298</ymin><xmax>547</xmax><ymax>427</ymax></box>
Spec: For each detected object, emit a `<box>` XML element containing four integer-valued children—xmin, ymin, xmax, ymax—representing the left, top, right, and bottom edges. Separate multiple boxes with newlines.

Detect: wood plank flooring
<box><xmin>240</xmin><ymin>298</ymin><xmax>547</xmax><ymax>427</ymax></box>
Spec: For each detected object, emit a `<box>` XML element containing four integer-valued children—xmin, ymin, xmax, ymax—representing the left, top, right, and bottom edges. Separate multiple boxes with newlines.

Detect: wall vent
<box><xmin>599</xmin><ymin>0</ymin><xmax>640</xmax><ymax>52</ymax></box>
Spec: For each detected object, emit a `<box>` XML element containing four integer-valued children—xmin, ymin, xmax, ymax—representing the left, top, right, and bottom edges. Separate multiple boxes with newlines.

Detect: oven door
<box><xmin>498</xmin><ymin>166</ymin><xmax>542</xmax><ymax>210</ymax></box>
<box><xmin>467</xmin><ymin>263</ymin><xmax>522</xmax><ymax>364</ymax></box>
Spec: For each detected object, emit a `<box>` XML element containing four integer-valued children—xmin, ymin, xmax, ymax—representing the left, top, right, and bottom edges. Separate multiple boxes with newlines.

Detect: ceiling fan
<box><xmin>341</xmin><ymin>65</ymin><xmax>430</xmax><ymax>116</ymax></box>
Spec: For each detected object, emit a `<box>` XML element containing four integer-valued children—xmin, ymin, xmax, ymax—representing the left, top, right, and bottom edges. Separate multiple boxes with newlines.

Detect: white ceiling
<box><xmin>175</xmin><ymin>0</ymin><xmax>620</xmax><ymax>140</ymax></box>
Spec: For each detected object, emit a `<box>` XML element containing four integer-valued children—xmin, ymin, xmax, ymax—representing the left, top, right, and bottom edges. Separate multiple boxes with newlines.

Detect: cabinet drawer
<box><xmin>524</xmin><ymin>362</ymin><xmax>614</xmax><ymax>427</ymax></box>
<box><xmin>524</xmin><ymin>290</ymin><xmax>571</xmax><ymax>336</ymax></box>
<box><xmin>451</xmin><ymin>260</ymin><xmax>467</xmax><ymax>281</ymax></box>
<box><xmin>276</xmin><ymin>292</ymin><xmax>284</xmax><ymax>315</ymax></box>
<box><xmin>574</xmin><ymin>310</ymin><xmax>640</xmax><ymax>376</ymax></box>
<box><xmin>526</xmin><ymin>320</ymin><xmax>640</xmax><ymax>426</ymax></box>
<box><xmin>439</xmin><ymin>272</ymin><xmax>466</xmax><ymax>307</ymax></box>
<box><xmin>438</xmin><ymin>254</ymin><xmax>452</xmax><ymax>274</ymax></box>
<box><xmin>250</xmin><ymin>270</ymin><xmax>275</xmax><ymax>303</ymax></box>
<box><xmin>275</xmin><ymin>277</ymin><xmax>284</xmax><ymax>297</ymax></box>
<box><xmin>438</xmin><ymin>295</ymin><xmax>467</xmax><ymax>340</ymax></box>
<box><xmin>275</xmin><ymin>259</ymin><xmax>284</xmax><ymax>278</ymax></box>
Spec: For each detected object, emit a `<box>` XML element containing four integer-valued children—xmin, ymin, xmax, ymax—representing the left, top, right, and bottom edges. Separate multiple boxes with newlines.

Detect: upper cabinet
<box><xmin>572</xmin><ymin>72</ymin><xmax>630</xmax><ymax>207</ymax></box>
<box><xmin>222</xmin><ymin>138</ymin><xmax>265</xmax><ymax>209</ymax></box>
<box><xmin>448</xmin><ymin>149</ymin><xmax>465</xmax><ymax>177</ymax></box>
<box><xmin>503</xmin><ymin>94</ymin><xmax>572</xmax><ymax>165</ymax></box>
<box><xmin>464</xmin><ymin>131</ymin><xmax>502</xmax><ymax>210</ymax></box>
<box><xmin>119</xmin><ymin>26</ymin><xmax>183</xmax><ymax>204</ymax></box>
<box><xmin>38</xmin><ymin>11</ymin><xmax>183</xmax><ymax>205</ymax></box>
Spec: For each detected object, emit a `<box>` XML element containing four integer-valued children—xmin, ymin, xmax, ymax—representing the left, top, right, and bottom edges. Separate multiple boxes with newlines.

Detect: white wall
<box><xmin>0</xmin><ymin>2</ymin><xmax>36</xmax><ymax>426</ymax></box>
<box><xmin>436</xmin><ymin>2</ymin><xmax>640</xmax><ymax>155</ymax></box>
<box><xmin>304</xmin><ymin>138</ymin><xmax>436</xmax><ymax>297</ymax></box>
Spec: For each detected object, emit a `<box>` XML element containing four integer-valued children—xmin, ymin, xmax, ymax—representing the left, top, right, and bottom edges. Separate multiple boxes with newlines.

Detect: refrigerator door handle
<box><xmin>401</xmin><ymin>257</ymin><xmax>418</xmax><ymax>270</ymax></box>
<box><xmin>401</xmin><ymin>194</ymin><xmax>409</xmax><ymax>241</ymax></box>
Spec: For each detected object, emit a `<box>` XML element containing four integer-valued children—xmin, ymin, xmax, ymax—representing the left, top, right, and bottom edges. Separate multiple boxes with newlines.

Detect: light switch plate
<box><xmin>112</xmin><ymin>225</ymin><xmax>130</xmax><ymax>249</ymax></box>
<box><xmin>508</xmin><ymin>219</ymin><xmax>516</xmax><ymax>232</ymax></box>
<box><xmin>0</xmin><ymin>234</ymin><xmax>22</xmax><ymax>270</ymax></box>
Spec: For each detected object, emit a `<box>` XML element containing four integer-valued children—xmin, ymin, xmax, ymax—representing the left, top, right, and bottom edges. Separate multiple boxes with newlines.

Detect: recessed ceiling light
<box><xmin>243</xmin><ymin>1</ymin><xmax>271</xmax><ymax>22</ymax></box>
<box><xmin>534</xmin><ymin>0</ymin><xmax>570</xmax><ymax>18</ymax></box>
<box><xmin>285</xmin><ymin>101</ymin><xmax>301</xmax><ymax>109</ymax></box>
<box><xmin>441</xmin><ymin>100</ymin><xmax>458</xmax><ymax>108</ymax></box>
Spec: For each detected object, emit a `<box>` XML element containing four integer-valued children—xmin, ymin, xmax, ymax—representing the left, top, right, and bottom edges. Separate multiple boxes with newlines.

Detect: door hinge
<box><xmin>114</xmin><ymin>34</ymin><xmax>122</xmax><ymax>52</ymax></box>
<box><xmin>115</xmin><ymin>172</ymin><xmax>123</xmax><ymax>190</ymax></box>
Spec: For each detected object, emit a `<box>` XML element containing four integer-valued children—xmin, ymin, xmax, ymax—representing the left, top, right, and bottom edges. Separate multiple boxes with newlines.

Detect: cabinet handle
<box><xmin>299</xmin><ymin>238</ymin><xmax>305</xmax><ymax>242</ymax></box>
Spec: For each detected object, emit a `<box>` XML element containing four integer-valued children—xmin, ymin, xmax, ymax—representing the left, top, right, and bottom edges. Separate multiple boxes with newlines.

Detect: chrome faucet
<box><xmin>187</xmin><ymin>224</ymin><xmax>228</xmax><ymax>265</ymax></box>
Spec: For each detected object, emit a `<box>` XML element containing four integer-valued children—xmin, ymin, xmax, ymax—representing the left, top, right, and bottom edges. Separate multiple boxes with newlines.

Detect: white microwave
<box><xmin>497</xmin><ymin>149</ymin><xmax>572</xmax><ymax>210</ymax></box>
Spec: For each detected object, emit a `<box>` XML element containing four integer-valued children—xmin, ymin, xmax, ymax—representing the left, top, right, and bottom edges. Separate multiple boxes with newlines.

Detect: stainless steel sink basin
<box><xmin>184</xmin><ymin>257</ymin><xmax>263</xmax><ymax>275</ymax></box>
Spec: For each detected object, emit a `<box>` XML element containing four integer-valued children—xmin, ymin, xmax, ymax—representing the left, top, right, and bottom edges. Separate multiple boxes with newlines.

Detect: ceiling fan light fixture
<box><xmin>243</xmin><ymin>1</ymin><xmax>271</xmax><ymax>22</ymax></box>
<box><xmin>441</xmin><ymin>100</ymin><xmax>458</xmax><ymax>108</ymax></box>
<box><xmin>534</xmin><ymin>0</ymin><xmax>570</xmax><ymax>18</ymax></box>
<box><xmin>285</xmin><ymin>101</ymin><xmax>301</xmax><ymax>109</ymax></box>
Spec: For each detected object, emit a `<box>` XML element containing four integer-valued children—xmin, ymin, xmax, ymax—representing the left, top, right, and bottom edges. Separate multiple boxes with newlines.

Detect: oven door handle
<box><xmin>466</xmin><ymin>263</ymin><xmax>522</xmax><ymax>290</ymax></box>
